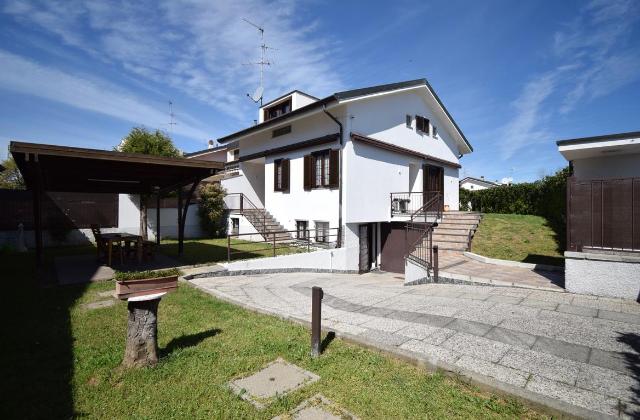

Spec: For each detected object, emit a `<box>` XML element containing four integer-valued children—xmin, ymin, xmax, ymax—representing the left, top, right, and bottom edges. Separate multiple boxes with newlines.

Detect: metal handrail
<box><xmin>409</xmin><ymin>191</ymin><xmax>442</xmax><ymax>224</ymax></box>
<box><xmin>227</xmin><ymin>227</ymin><xmax>341</xmax><ymax>262</ymax></box>
<box><xmin>224</xmin><ymin>193</ymin><xmax>267</xmax><ymax>236</ymax></box>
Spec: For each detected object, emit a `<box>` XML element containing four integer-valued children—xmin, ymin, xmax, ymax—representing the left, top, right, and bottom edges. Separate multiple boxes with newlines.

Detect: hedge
<box><xmin>459</xmin><ymin>167</ymin><xmax>569</xmax><ymax>228</ymax></box>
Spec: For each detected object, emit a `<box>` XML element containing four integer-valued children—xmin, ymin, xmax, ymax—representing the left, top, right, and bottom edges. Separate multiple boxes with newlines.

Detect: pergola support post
<box><xmin>177</xmin><ymin>187</ymin><xmax>184</xmax><ymax>256</ymax></box>
<box><xmin>156</xmin><ymin>193</ymin><xmax>161</xmax><ymax>245</ymax></box>
<box><xmin>33</xmin><ymin>179</ymin><xmax>44</xmax><ymax>266</ymax></box>
<box><xmin>177</xmin><ymin>180</ymin><xmax>199</xmax><ymax>257</ymax></box>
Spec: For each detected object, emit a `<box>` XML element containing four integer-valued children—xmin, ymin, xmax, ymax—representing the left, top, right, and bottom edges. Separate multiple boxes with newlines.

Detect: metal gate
<box><xmin>567</xmin><ymin>177</ymin><xmax>640</xmax><ymax>251</ymax></box>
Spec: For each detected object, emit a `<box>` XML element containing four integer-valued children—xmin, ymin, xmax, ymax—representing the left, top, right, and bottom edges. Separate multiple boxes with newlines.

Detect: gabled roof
<box><xmin>460</xmin><ymin>176</ymin><xmax>499</xmax><ymax>187</ymax></box>
<box><xmin>217</xmin><ymin>79</ymin><xmax>473</xmax><ymax>153</ymax></box>
<box><xmin>261</xmin><ymin>89</ymin><xmax>319</xmax><ymax>108</ymax></box>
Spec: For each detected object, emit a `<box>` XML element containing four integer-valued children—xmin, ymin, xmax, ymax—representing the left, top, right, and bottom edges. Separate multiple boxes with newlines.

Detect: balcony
<box><xmin>390</xmin><ymin>191</ymin><xmax>442</xmax><ymax>220</ymax></box>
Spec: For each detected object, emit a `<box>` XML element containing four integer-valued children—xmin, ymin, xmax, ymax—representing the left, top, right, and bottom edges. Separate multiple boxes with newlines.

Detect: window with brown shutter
<box><xmin>303</xmin><ymin>154</ymin><xmax>313</xmax><ymax>190</ymax></box>
<box><xmin>281</xmin><ymin>158</ymin><xmax>290</xmax><ymax>191</ymax></box>
<box><xmin>274</xmin><ymin>158</ymin><xmax>290</xmax><ymax>192</ymax></box>
<box><xmin>329</xmin><ymin>149</ymin><xmax>339</xmax><ymax>188</ymax></box>
<box><xmin>274</xmin><ymin>159</ymin><xmax>283</xmax><ymax>191</ymax></box>
<box><xmin>415</xmin><ymin>115</ymin><xmax>430</xmax><ymax>134</ymax></box>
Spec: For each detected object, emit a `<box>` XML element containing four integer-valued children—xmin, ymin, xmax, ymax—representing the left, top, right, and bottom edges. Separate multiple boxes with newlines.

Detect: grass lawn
<box><xmin>472</xmin><ymin>213</ymin><xmax>564</xmax><ymax>266</ymax></box>
<box><xmin>0</xmin><ymin>247</ymin><xmax>547</xmax><ymax>419</ymax></box>
<box><xmin>159</xmin><ymin>237</ymin><xmax>305</xmax><ymax>265</ymax></box>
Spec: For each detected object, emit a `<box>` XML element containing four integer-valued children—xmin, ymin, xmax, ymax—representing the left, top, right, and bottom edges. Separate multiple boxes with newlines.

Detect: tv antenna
<box><xmin>242</xmin><ymin>18</ymin><xmax>276</xmax><ymax>106</ymax></box>
<box><xmin>167</xmin><ymin>100</ymin><xmax>178</xmax><ymax>136</ymax></box>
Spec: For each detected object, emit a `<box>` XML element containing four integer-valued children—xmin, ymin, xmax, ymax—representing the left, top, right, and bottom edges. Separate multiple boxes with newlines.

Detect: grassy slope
<box><xmin>0</xmin><ymin>247</ymin><xmax>547</xmax><ymax>419</ymax></box>
<box><xmin>472</xmin><ymin>213</ymin><xmax>564</xmax><ymax>266</ymax></box>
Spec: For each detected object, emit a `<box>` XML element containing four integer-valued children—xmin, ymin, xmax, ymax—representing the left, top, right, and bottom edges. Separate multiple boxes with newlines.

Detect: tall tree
<box><xmin>117</xmin><ymin>127</ymin><xmax>182</xmax><ymax>239</ymax></box>
<box><xmin>0</xmin><ymin>156</ymin><xmax>25</xmax><ymax>189</ymax></box>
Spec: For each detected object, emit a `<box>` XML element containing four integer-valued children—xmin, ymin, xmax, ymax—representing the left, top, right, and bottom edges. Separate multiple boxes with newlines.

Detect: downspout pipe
<box><xmin>323</xmin><ymin>105</ymin><xmax>343</xmax><ymax>248</ymax></box>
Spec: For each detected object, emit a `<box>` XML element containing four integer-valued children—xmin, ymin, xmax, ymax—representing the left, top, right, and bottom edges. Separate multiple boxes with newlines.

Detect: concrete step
<box><xmin>441</xmin><ymin>215</ymin><xmax>480</xmax><ymax>220</ymax></box>
<box><xmin>435</xmin><ymin>243</ymin><xmax>468</xmax><ymax>251</ymax></box>
<box><xmin>432</xmin><ymin>232</ymin><xmax>469</xmax><ymax>241</ymax></box>
<box><xmin>434</xmin><ymin>227</ymin><xmax>472</xmax><ymax>235</ymax></box>
<box><xmin>437</xmin><ymin>221</ymin><xmax>478</xmax><ymax>229</ymax></box>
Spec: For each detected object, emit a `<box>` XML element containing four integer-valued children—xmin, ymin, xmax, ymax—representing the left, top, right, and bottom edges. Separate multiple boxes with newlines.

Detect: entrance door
<box><xmin>359</xmin><ymin>224</ymin><xmax>371</xmax><ymax>273</ymax></box>
<box><xmin>423</xmin><ymin>165</ymin><xmax>444</xmax><ymax>211</ymax></box>
<box><xmin>380</xmin><ymin>222</ymin><xmax>422</xmax><ymax>273</ymax></box>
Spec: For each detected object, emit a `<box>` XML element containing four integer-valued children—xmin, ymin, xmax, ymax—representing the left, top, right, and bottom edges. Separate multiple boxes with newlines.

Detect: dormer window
<box><xmin>264</xmin><ymin>97</ymin><xmax>292</xmax><ymax>121</ymax></box>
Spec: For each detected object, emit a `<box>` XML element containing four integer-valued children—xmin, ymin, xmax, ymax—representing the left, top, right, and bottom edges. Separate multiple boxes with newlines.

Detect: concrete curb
<box><xmin>436</xmin><ymin>271</ymin><xmax>565</xmax><ymax>292</ymax></box>
<box><xmin>185</xmin><ymin>280</ymin><xmax>611</xmax><ymax>420</ymax></box>
<box><xmin>463</xmin><ymin>252</ymin><xmax>564</xmax><ymax>272</ymax></box>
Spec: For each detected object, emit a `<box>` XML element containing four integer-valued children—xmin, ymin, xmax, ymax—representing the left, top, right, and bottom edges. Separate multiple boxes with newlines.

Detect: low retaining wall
<box><xmin>564</xmin><ymin>250</ymin><xmax>640</xmax><ymax>299</ymax></box>
<box><xmin>222</xmin><ymin>247</ymin><xmax>358</xmax><ymax>273</ymax></box>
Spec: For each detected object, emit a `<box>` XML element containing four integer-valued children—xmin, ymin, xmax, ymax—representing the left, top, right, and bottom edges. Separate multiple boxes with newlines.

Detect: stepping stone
<box><xmin>81</xmin><ymin>300</ymin><xmax>116</xmax><ymax>310</ymax></box>
<box><xmin>97</xmin><ymin>290</ymin><xmax>117</xmax><ymax>299</ymax></box>
<box><xmin>229</xmin><ymin>358</ymin><xmax>319</xmax><ymax>409</ymax></box>
<box><xmin>273</xmin><ymin>394</ymin><xmax>359</xmax><ymax>420</ymax></box>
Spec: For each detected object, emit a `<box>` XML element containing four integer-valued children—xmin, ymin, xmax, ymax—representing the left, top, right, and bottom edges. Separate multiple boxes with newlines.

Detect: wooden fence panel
<box><xmin>567</xmin><ymin>177</ymin><xmax>639</xmax><ymax>251</ymax></box>
<box><xmin>0</xmin><ymin>189</ymin><xmax>118</xmax><ymax>230</ymax></box>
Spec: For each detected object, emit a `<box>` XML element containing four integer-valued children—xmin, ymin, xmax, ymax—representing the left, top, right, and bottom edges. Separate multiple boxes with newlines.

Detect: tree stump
<box><xmin>122</xmin><ymin>298</ymin><xmax>160</xmax><ymax>368</ymax></box>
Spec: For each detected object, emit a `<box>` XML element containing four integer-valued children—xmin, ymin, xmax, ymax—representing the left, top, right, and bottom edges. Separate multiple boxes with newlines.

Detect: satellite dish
<box><xmin>250</xmin><ymin>86</ymin><xmax>264</xmax><ymax>103</ymax></box>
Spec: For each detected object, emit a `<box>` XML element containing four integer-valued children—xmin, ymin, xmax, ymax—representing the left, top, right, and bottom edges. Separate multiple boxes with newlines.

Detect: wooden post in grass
<box><xmin>122</xmin><ymin>297</ymin><xmax>161</xmax><ymax>368</ymax></box>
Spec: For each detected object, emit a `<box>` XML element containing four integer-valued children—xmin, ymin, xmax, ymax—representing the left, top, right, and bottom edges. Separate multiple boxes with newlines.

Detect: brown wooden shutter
<box><xmin>329</xmin><ymin>149</ymin><xmax>339</xmax><ymax>188</ymax></box>
<box><xmin>282</xmin><ymin>159</ymin><xmax>290</xmax><ymax>191</ymax></box>
<box><xmin>303</xmin><ymin>155</ymin><xmax>313</xmax><ymax>190</ymax></box>
<box><xmin>415</xmin><ymin>116</ymin><xmax>422</xmax><ymax>132</ymax></box>
<box><xmin>273</xmin><ymin>159</ymin><xmax>281</xmax><ymax>191</ymax></box>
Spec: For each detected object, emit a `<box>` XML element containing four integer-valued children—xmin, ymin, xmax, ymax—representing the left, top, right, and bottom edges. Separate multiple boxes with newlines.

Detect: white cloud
<box><xmin>0</xmin><ymin>50</ymin><xmax>212</xmax><ymax>141</ymax></box>
<box><xmin>3</xmin><ymin>0</ymin><xmax>344</xmax><ymax>119</ymax></box>
<box><xmin>499</xmin><ymin>0</ymin><xmax>640</xmax><ymax>159</ymax></box>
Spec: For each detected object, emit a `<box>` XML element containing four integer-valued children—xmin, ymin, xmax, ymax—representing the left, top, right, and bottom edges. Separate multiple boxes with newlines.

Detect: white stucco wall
<box><xmin>223</xmin><ymin>246</ymin><xmax>356</xmax><ymax>272</ymax></box>
<box><xmin>238</xmin><ymin>110</ymin><xmax>343</xmax><ymax>233</ymax></box>
<box><xmin>573</xmin><ymin>153</ymin><xmax>640</xmax><ymax>180</ymax></box>
<box><xmin>565</xmin><ymin>251</ymin><xmax>640</xmax><ymax>300</ymax></box>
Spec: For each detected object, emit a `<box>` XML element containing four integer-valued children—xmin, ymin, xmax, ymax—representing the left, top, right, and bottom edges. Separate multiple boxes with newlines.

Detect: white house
<box><xmin>558</xmin><ymin>131</ymin><xmax>640</xmax><ymax>299</ymax></box>
<box><xmin>204</xmin><ymin>79</ymin><xmax>473</xmax><ymax>274</ymax></box>
<box><xmin>459</xmin><ymin>176</ymin><xmax>499</xmax><ymax>191</ymax></box>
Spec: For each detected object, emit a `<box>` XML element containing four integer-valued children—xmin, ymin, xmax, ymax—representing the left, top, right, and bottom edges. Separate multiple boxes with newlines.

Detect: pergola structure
<box><xmin>10</xmin><ymin>141</ymin><xmax>223</xmax><ymax>265</ymax></box>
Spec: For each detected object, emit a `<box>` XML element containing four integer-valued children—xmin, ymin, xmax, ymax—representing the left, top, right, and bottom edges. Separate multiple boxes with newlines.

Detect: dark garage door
<box><xmin>380</xmin><ymin>222</ymin><xmax>420</xmax><ymax>273</ymax></box>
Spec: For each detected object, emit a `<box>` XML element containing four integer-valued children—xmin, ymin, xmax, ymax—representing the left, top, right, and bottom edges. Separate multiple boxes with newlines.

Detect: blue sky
<box><xmin>1</xmin><ymin>0</ymin><xmax>639</xmax><ymax>182</ymax></box>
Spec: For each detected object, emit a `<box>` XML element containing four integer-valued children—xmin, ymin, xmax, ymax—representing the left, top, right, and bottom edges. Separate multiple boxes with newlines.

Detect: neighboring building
<box><xmin>196</xmin><ymin>79</ymin><xmax>472</xmax><ymax>274</ymax></box>
<box><xmin>557</xmin><ymin>131</ymin><xmax>640</xmax><ymax>299</ymax></box>
<box><xmin>459</xmin><ymin>176</ymin><xmax>499</xmax><ymax>191</ymax></box>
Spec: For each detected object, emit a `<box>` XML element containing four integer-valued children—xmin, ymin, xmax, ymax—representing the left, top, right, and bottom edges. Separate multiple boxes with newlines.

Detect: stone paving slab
<box><xmin>229</xmin><ymin>358</ymin><xmax>320</xmax><ymax>409</ymax></box>
<box><xmin>272</xmin><ymin>394</ymin><xmax>359</xmax><ymax>420</ymax></box>
<box><xmin>190</xmin><ymin>271</ymin><xmax>640</xmax><ymax>418</ymax></box>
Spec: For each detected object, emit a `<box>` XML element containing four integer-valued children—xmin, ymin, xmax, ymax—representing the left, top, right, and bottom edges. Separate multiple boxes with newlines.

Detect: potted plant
<box><xmin>114</xmin><ymin>268</ymin><xmax>181</xmax><ymax>368</ymax></box>
<box><xmin>115</xmin><ymin>268</ymin><xmax>180</xmax><ymax>300</ymax></box>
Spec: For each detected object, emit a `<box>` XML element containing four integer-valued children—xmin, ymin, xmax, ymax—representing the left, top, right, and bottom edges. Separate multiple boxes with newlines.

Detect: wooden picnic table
<box><xmin>101</xmin><ymin>233</ymin><xmax>143</xmax><ymax>266</ymax></box>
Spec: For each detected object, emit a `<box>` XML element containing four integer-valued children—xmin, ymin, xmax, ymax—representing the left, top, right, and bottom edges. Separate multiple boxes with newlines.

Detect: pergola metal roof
<box><xmin>10</xmin><ymin>141</ymin><xmax>223</xmax><ymax>265</ymax></box>
<box><xmin>10</xmin><ymin>141</ymin><xmax>222</xmax><ymax>194</ymax></box>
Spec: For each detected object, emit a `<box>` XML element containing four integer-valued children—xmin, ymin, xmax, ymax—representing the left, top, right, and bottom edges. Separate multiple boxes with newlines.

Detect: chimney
<box><xmin>480</xmin><ymin>176</ymin><xmax>484</xmax><ymax>180</ymax></box>
<box><xmin>207</xmin><ymin>139</ymin><xmax>214</xmax><ymax>149</ymax></box>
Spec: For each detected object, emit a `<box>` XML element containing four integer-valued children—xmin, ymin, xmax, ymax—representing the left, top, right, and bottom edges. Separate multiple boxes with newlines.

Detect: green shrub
<box><xmin>198</xmin><ymin>183</ymin><xmax>227</xmax><ymax>237</ymax></box>
<box><xmin>114</xmin><ymin>268</ymin><xmax>181</xmax><ymax>281</ymax></box>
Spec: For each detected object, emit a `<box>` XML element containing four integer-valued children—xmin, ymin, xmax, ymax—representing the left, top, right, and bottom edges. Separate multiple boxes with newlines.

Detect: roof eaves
<box><xmin>184</xmin><ymin>144</ymin><xmax>227</xmax><ymax>158</ymax></box>
<box><xmin>424</xmin><ymin>79</ymin><xmax>473</xmax><ymax>153</ymax></box>
<box><xmin>556</xmin><ymin>131</ymin><xmax>640</xmax><ymax>146</ymax></box>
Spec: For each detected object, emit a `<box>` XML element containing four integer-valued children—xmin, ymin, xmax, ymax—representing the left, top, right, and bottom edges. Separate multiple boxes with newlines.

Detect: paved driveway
<box><xmin>189</xmin><ymin>272</ymin><xmax>640</xmax><ymax>418</ymax></box>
